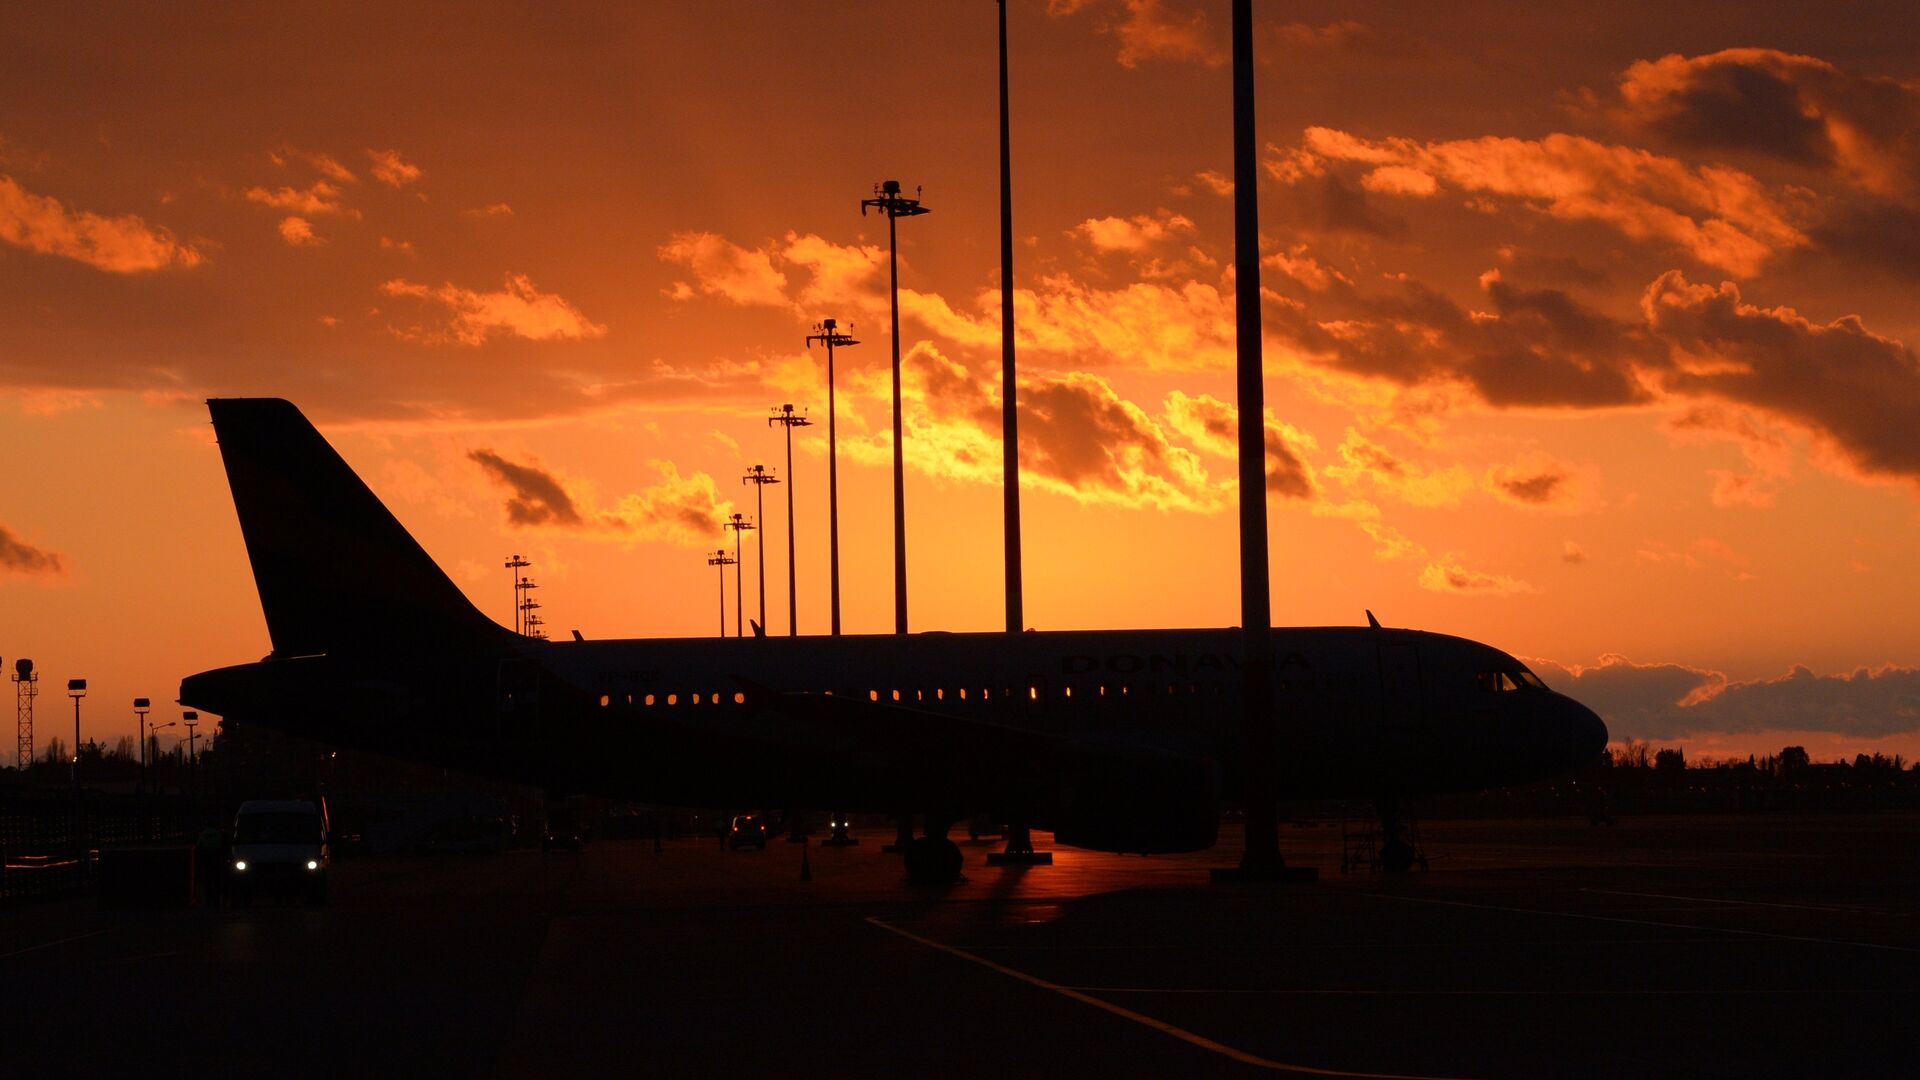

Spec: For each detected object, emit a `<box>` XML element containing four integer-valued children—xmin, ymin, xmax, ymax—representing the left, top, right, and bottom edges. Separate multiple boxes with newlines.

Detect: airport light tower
<box><xmin>133</xmin><ymin>697</ymin><xmax>151</xmax><ymax>793</ymax></box>
<box><xmin>505</xmin><ymin>554</ymin><xmax>532</xmax><ymax>635</ymax></box>
<box><xmin>804</xmin><ymin>321</ymin><xmax>859</xmax><ymax>635</ymax></box>
<box><xmin>724</xmin><ymin>513</ymin><xmax>754</xmax><ymax>638</ymax></box>
<box><xmin>767</xmin><ymin>404</ymin><xmax>812</xmax><ymax>636</ymax></box>
<box><xmin>742</xmin><ymin>464</ymin><xmax>780</xmax><ymax>638</ymax></box>
<box><xmin>859</xmin><ymin>180</ymin><xmax>931</xmax><ymax>635</ymax></box>
<box><xmin>706</xmin><ymin>549</ymin><xmax>736</xmax><ymax>637</ymax></box>
<box><xmin>12</xmin><ymin>658</ymin><xmax>36</xmax><ymax>771</ymax></box>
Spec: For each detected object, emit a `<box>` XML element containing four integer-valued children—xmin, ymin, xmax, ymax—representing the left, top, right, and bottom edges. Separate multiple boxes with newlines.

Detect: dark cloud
<box><xmin>1643</xmin><ymin>270</ymin><xmax>1920</xmax><ymax>482</ymax></box>
<box><xmin>1617</xmin><ymin>49</ymin><xmax>1920</xmax><ymax>195</ymax></box>
<box><xmin>468</xmin><ymin>449</ymin><xmax>583</xmax><ymax>527</ymax></box>
<box><xmin>1314</xmin><ymin>173</ymin><xmax>1406</xmax><ymax>237</ymax></box>
<box><xmin>1534</xmin><ymin>655</ymin><xmax>1920</xmax><ymax>741</ymax></box>
<box><xmin>1494</xmin><ymin>470</ymin><xmax>1564</xmax><ymax>504</ymax></box>
<box><xmin>0</xmin><ymin>523</ymin><xmax>63</xmax><ymax>575</ymax></box>
<box><xmin>1811</xmin><ymin>200</ymin><xmax>1920</xmax><ymax>281</ymax></box>
<box><xmin>1267</xmin><ymin>272</ymin><xmax>1657</xmax><ymax>408</ymax></box>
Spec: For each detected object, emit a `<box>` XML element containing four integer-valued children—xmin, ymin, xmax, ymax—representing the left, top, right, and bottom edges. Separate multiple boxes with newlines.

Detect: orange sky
<box><xmin>4</xmin><ymin>1</ymin><xmax>1920</xmax><ymax>766</ymax></box>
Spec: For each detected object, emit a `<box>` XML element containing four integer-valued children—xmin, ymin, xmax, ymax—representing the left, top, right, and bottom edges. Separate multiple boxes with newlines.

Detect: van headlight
<box><xmin>306</xmin><ymin>860</ymin><xmax>320</xmax><ymax>871</ymax></box>
<box><xmin>233</xmin><ymin>860</ymin><xmax>247</xmax><ymax>871</ymax></box>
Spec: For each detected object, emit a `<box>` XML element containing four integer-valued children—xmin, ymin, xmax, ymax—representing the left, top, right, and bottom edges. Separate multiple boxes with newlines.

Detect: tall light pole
<box><xmin>998</xmin><ymin>0</ymin><xmax>1024</xmax><ymax>637</ymax></box>
<box><xmin>133</xmin><ymin>697</ymin><xmax>151</xmax><ymax>794</ymax></box>
<box><xmin>742</xmin><ymin>465</ymin><xmax>779</xmax><ymax>637</ymax></box>
<box><xmin>505</xmin><ymin>554</ymin><xmax>531</xmax><ymax>635</ymax></box>
<box><xmin>184</xmin><ymin>712</ymin><xmax>199</xmax><ymax>768</ymax></box>
<box><xmin>66</xmin><ymin>679</ymin><xmax>85</xmax><ymax>790</ymax></box>
<box><xmin>706</xmin><ymin>549</ymin><xmax>735</xmax><ymax>637</ymax></box>
<box><xmin>148</xmin><ymin>721</ymin><xmax>176</xmax><ymax>792</ymax></box>
<box><xmin>1220</xmin><ymin>0</ymin><xmax>1290</xmax><ymax>884</ymax></box>
<box><xmin>805</xmin><ymin>322</ymin><xmax>858</xmax><ymax>635</ymax></box>
<box><xmin>860</xmin><ymin>180</ymin><xmax>931</xmax><ymax>635</ymax></box>
<box><xmin>767</xmin><ymin>404</ymin><xmax>812</xmax><ymax>636</ymax></box>
<box><xmin>725</xmin><ymin>513</ymin><xmax>755</xmax><ymax>637</ymax></box>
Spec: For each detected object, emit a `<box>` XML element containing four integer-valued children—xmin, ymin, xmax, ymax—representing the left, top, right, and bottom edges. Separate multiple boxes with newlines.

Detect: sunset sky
<box><xmin>5</xmin><ymin>1</ymin><xmax>1920</xmax><ymax>765</ymax></box>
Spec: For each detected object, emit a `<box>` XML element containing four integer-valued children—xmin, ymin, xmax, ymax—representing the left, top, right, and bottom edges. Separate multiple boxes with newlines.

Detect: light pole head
<box><xmin>134</xmin><ymin>697</ymin><xmax>150</xmax><ymax>711</ymax></box>
<box><xmin>183</xmin><ymin>711</ymin><xmax>198</xmax><ymax>721</ymax></box>
<box><xmin>14</xmin><ymin>657</ymin><xmax>31</xmax><ymax>678</ymax></box>
<box><xmin>67</xmin><ymin>678</ymin><xmax>86</xmax><ymax>698</ymax></box>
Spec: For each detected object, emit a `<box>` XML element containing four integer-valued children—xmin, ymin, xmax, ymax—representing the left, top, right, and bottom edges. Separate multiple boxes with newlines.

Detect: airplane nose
<box><xmin>1564</xmin><ymin>696</ymin><xmax>1609</xmax><ymax>762</ymax></box>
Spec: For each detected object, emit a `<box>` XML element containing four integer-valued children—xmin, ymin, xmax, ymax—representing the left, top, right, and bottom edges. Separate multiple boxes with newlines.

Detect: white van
<box><xmin>230</xmin><ymin>799</ymin><xmax>330</xmax><ymax>904</ymax></box>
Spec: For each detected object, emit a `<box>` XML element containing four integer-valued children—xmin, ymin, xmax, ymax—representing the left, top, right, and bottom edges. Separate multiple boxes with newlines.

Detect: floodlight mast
<box><xmin>12</xmin><ymin>658</ymin><xmax>36</xmax><ymax>772</ymax></box>
<box><xmin>706</xmin><ymin>549</ymin><xmax>736</xmax><ymax>638</ymax></box>
<box><xmin>767</xmin><ymin>405</ymin><xmax>812</xmax><ymax>636</ymax></box>
<box><xmin>804</xmin><ymin>322</ymin><xmax>858</xmax><ymax>636</ymax></box>
<box><xmin>742</xmin><ymin>464</ymin><xmax>780</xmax><ymax>637</ymax></box>
<box><xmin>504</xmin><ymin>554</ymin><xmax>531</xmax><ymax>635</ymax></box>
<box><xmin>724</xmin><ymin>514</ymin><xmax>754</xmax><ymax>638</ymax></box>
<box><xmin>999</xmin><ymin>0</ymin><xmax>1024</xmax><ymax>637</ymax></box>
<box><xmin>859</xmin><ymin>180</ymin><xmax>931</xmax><ymax>635</ymax></box>
<box><xmin>133</xmin><ymin>697</ymin><xmax>151</xmax><ymax>794</ymax></box>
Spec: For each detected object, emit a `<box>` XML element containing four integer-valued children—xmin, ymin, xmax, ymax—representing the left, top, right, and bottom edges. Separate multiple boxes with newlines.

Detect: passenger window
<box><xmin>666</xmin><ymin>693</ymin><xmax>678</xmax><ymax>706</ymax></box>
<box><xmin>733</xmin><ymin>692</ymin><xmax>745</xmax><ymax>704</ymax></box>
<box><xmin>644</xmin><ymin>694</ymin><xmax>656</xmax><ymax>706</ymax></box>
<box><xmin>599</xmin><ymin>694</ymin><xmax>611</xmax><ymax>707</ymax></box>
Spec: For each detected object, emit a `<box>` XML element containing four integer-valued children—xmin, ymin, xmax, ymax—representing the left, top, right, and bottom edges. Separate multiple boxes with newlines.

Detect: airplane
<box><xmin>181</xmin><ymin>398</ymin><xmax>1609</xmax><ymax>882</ymax></box>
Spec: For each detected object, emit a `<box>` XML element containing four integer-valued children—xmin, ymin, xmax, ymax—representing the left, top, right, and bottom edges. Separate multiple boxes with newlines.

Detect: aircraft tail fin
<box><xmin>208</xmin><ymin>398</ymin><xmax>510</xmax><ymax>658</ymax></box>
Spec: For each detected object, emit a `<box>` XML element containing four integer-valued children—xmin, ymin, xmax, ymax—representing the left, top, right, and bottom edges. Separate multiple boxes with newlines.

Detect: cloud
<box><xmin>1562</xmin><ymin>540</ymin><xmax>1587</xmax><ymax>564</ymax></box>
<box><xmin>0</xmin><ymin>523</ymin><xmax>64</xmax><ymax>575</ymax></box>
<box><xmin>1297</xmin><ymin>127</ymin><xmax>1808</xmax><ymax>274</ymax></box>
<box><xmin>380</xmin><ymin>274</ymin><xmax>607</xmax><ymax>346</ymax></box>
<box><xmin>367</xmin><ymin>148</ymin><xmax>423</xmax><ymax>187</ymax></box>
<box><xmin>1268</xmin><ymin>270</ymin><xmax>1659</xmax><ymax>408</ymax></box>
<box><xmin>244</xmin><ymin>180</ymin><xmax>352</xmax><ymax>216</ymax></box>
<box><xmin>1090</xmin><ymin>0</ymin><xmax>1224</xmax><ymax>69</ymax></box>
<box><xmin>1642</xmin><ymin>271</ymin><xmax>1920</xmax><ymax>485</ymax></box>
<box><xmin>0</xmin><ymin>175</ymin><xmax>202</xmax><ymax>272</ymax></box>
<box><xmin>1324</xmin><ymin>431</ymin><xmax>1474</xmax><ymax>508</ymax></box>
<box><xmin>1262</xmin><ymin>246</ymin><xmax>1348</xmax><ymax>291</ymax></box>
<box><xmin>270</xmin><ymin>145</ymin><xmax>355</xmax><ymax>183</ymax></box>
<box><xmin>1664</xmin><ymin>405</ymin><xmax>1795</xmax><ymax>507</ymax></box>
<box><xmin>1192</xmin><ymin>169</ymin><xmax>1234</xmax><ymax>196</ymax></box>
<box><xmin>469</xmin><ymin>449</ymin><xmax>582</xmax><ymax>526</ymax></box>
<box><xmin>1533</xmin><ymin>655</ymin><xmax>1920</xmax><ymax>741</ymax></box>
<box><xmin>1616</xmin><ymin>49</ymin><xmax>1920</xmax><ymax>196</ymax></box>
<box><xmin>463</xmin><ymin>202</ymin><xmax>514</xmax><ymax>218</ymax></box>
<box><xmin>1418</xmin><ymin>560</ymin><xmax>1534</xmax><ymax>596</ymax></box>
<box><xmin>1162</xmin><ymin>390</ymin><xmax>1319</xmax><ymax>498</ymax></box>
<box><xmin>1073</xmin><ymin>210</ymin><xmax>1195</xmax><ymax>253</ymax></box>
<box><xmin>470</xmin><ymin>450</ymin><xmax>730</xmax><ymax>547</ymax></box>
<box><xmin>905</xmin><ymin>348</ymin><xmax>1221</xmax><ymax>512</ymax></box>
<box><xmin>1312</xmin><ymin>173</ymin><xmax>1406</xmax><ymax>236</ymax></box>
<box><xmin>277</xmin><ymin>216</ymin><xmax>320</xmax><ymax>246</ymax></box>
<box><xmin>657</xmin><ymin>231</ymin><xmax>791</xmax><ymax>308</ymax></box>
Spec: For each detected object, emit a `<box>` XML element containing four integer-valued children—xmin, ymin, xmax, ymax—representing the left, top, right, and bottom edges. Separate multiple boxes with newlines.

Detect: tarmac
<box><xmin>6</xmin><ymin>812</ymin><xmax>1916</xmax><ymax>1078</ymax></box>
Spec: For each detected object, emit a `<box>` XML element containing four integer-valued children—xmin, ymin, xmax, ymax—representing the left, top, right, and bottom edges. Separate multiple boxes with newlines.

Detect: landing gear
<box><xmin>1377</xmin><ymin>802</ymin><xmax>1427</xmax><ymax>875</ymax></box>
<box><xmin>984</xmin><ymin>820</ymin><xmax>1053</xmax><ymax>866</ymax></box>
<box><xmin>903</xmin><ymin>836</ymin><xmax>963</xmax><ymax>885</ymax></box>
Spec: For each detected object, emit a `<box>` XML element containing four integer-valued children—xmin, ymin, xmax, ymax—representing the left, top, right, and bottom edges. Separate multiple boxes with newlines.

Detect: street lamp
<box><xmin>804</xmin><ymin>322</ymin><xmax>859</xmax><ymax>636</ymax></box>
<box><xmin>741</xmin><ymin>464</ymin><xmax>779</xmax><ymax>638</ymax></box>
<box><xmin>724</xmin><ymin>513</ymin><xmax>754</xmax><ymax>638</ymax></box>
<box><xmin>184</xmin><ymin>712</ymin><xmax>200</xmax><ymax>767</ymax></box>
<box><xmin>859</xmin><ymin>180</ymin><xmax>931</xmax><ymax>635</ymax></box>
<box><xmin>66</xmin><ymin>679</ymin><xmax>85</xmax><ymax>789</ymax></box>
<box><xmin>134</xmin><ymin>698</ymin><xmax>151</xmax><ymax>794</ymax></box>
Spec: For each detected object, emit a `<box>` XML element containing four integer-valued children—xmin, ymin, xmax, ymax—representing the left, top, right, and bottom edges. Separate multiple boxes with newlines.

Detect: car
<box><xmin>228</xmin><ymin>798</ymin><xmax>330</xmax><ymax>905</ymax></box>
<box><xmin>728</xmin><ymin>814</ymin><xmax>769</xmax><ymax>850</ymax></box>
<box><xmin>542</xmin><ymin>807</ymin><xmax>587</xmax><ymax>852</ymax></box>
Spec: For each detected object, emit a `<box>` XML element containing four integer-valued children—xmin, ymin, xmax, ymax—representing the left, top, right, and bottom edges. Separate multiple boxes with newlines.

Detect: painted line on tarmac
<box><xmin>1069</xmin><ymin>986</ymin><xmax>1904</xmax><ymax>997</ymax></box>
<box><xmin>866</xmin><ymin>916</ymin><xmax>1478</xmax><ymax>1080</ymax></box>
<box><xmin>1581</xmin><ymin>888</ymin><xmax>1908</xmax><ymax>917</ymax></box>
<box><xmin>1358</xmin><ymin>892</ymin><xmax>1920</xmax><ymax>955</ymax></box>
<box><xmin>0</xmin><ymin>927</ymin><xmax>114</xmax><ymax>961</ymax></box>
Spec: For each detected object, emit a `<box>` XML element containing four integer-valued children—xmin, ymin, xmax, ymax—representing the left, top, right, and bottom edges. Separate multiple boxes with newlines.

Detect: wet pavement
<box><xmin>6</xmin><ymin>813</ymin><xmax>1917</xmax><ymax>1078</ymax></box>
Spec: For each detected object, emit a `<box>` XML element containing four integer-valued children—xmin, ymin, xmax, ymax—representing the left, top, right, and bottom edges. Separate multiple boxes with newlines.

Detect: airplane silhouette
<box><xmin>181</xmin><ymin>399</ymin><xmax>1607</xmax><ymax>882</ymax></box>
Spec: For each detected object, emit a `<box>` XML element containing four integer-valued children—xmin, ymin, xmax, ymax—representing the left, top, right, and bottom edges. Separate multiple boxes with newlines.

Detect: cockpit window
<box><xmin>1478</xmin><ymin>669</ymin><xmax>1546</xmax><ymax>692</ymax></box>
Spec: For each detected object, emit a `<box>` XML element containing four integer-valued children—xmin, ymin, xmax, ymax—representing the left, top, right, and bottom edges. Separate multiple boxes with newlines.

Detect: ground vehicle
<box><xmin>728</xmin><ymin>814</ymin><xmax>769</xmax><ymax>850</ymax></box>
<box><xmin>229</xmin><ymin>799</ymin><xmax>330</xmax><ymax>904</ymax></box>
<box><xmin>542</xmin><ymin>807</ymin><xmax>586</xmax><ymax>852</ymax></box>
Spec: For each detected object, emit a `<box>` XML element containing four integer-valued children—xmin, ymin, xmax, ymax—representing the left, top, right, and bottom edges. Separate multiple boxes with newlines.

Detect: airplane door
<box><xmin>1377</xmin><ymin>642</ymin><xmax>1422</xmax><ymax>725</ymax></box>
